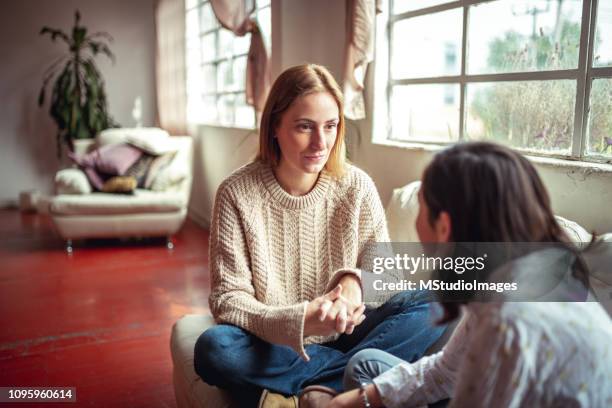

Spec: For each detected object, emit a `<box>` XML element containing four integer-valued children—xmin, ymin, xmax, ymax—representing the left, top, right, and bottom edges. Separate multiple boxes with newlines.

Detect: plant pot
<box><xmin>73</xmin><ymin>138</ymin><xmax>96</xmax><ymax>156</ymax></box>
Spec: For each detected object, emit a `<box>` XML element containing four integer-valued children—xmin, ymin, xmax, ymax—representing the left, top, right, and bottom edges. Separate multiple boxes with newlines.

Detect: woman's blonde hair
<box><xmin>256</xmin><ymin>64</ymin><xmax>346</xmax><ymax>177</ymax></box>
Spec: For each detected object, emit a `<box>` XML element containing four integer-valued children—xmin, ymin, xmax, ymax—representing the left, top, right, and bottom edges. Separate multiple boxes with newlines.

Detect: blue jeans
<box><xmin>194</xmin><ymin>291</ymin><xmax>446</xmax><ymax>406</ymax></box>
<box><xmin>343</xmin><ymin>349</ymin><xmax>450</xmax><ymax>408</ymax></box>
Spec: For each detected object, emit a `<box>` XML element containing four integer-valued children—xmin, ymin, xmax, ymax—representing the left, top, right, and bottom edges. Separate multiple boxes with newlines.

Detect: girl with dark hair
<box><xmin>192</xmin><ymin>64</ymin><xmax>446</xmax><ymax>408</ymax></box>
<box><xmin>329</xmin><ymin>142</ymin><xmax>612</xmax><ymax>408</ymax></box>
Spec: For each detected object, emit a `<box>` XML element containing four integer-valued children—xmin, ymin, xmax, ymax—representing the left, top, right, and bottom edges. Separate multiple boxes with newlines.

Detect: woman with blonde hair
<box><xmin>193</xmin><ymin>64</ymin><xmax>446</xmax><ymax>407</ymax></box>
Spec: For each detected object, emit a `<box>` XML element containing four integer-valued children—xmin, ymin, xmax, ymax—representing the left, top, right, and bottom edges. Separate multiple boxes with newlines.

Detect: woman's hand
<box><xmin>304</xmin><ymin>282</ymin><xmax>366</xmax><ymax>337</ymax></box>
<box><xmin>322</xmin><ymin>275</ymin><xmax>365</xmax><ymax>334</ymax></box>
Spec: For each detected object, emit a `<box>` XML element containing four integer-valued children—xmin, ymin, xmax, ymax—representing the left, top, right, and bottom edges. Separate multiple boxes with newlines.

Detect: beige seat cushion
<box><xmin>385</xmin><ymin>181</ymin><xmax>596</xmax><ymax>245</ymax></box>
<box><xmin>50</xmin><ymin>190</ymin><xmax>186</xmax><ymax>215</ymax></box>
<box><xmin>170</xmin><ymin>314</ymin><xmax>239</xmax><ymax>408</ymax></box>
<box><xmin>385</xmin><ymin>180</ymin><xmax>421</xmax><ymax>242</ymax></box>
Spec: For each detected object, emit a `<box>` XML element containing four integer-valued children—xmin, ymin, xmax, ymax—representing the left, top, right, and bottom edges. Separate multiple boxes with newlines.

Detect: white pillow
<box><xmin>385</xmin><ymin>181</ymin><xmax>421</xmax><ymax>242</ymax></box>
<box><xmin>126</xmin><ymin>134</ymin><xmax>177</xmax><ymax>155</ymax></box>
<box><xmin>150</xmin><ymin>166</ymin><xmax>188</xmax><ymax>191</ymax></box>
<box><xmin>97</xmin><ymin>128</ymin><xmax>172</xmax><ymax>154</ymax></box>
<box><xmin>55</xmin><ymin>168</ymin><xmax>92</xmax><ymax>194</ymax></box>
<box><xmin>555</xmin><ymin>215</ymin><xmax>592</xmax><ymax>244</ymax></box>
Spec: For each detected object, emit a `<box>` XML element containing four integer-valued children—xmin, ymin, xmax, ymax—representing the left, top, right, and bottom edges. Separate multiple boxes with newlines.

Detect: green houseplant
<box><xmin>38</xmin><ymin>10</ymin><xmax>119</xmax><ymax>157</ymax></box>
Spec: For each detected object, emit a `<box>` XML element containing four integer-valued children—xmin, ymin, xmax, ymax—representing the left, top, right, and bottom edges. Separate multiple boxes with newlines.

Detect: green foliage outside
<box><xmin>38</xmin><ymin>10</ymin><xmax>119</xmax><ymax>158</ymax></box>
<box><xmin>469</xmin><ymin>14</ymin><xmax>612</xmax><ymax>157</ymax></box>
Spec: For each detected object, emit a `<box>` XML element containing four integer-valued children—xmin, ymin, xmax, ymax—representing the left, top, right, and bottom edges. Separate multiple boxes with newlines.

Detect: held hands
<box><xmin>304</xmin><ymin>275</ymin><xmax>366</xmax><ymax>337</ymax></box>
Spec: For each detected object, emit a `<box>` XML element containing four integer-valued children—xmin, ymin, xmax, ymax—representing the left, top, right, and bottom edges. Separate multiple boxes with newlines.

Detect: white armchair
<box><xmin>49</xmin><ymin>130</ymin><xmax>193</xmax><ymax>252</ymax></box>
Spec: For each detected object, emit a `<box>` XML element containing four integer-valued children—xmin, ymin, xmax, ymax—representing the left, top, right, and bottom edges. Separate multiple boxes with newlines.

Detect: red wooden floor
<box><xmin>0</xmin><ymin>210</ymin><xmax>211</xmax><ymax>407</ymax></box>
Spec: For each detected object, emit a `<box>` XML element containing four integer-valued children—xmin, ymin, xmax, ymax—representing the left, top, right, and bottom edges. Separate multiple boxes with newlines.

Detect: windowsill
<box><xmin>526</xmin><ymin>155</ymin><xmax>612</xmax><ymax>174</ymax></box>
<box><xmin>196</xmin><ymin>123</ymin><xmax>258</xmax><ymax>132</ymax></box>
<box><xmin>371</xmin><ymin>138</ymin><xmax>612</xmax><ymax>174</ymax></box>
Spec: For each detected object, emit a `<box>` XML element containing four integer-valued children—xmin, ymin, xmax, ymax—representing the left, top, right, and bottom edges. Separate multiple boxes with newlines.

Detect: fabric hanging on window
<box><xmin>343</xmin><ymin>0</ymin><xmax>381</xmax><ymax>120</ymax></box>
<box><xmin>210</xmin><ymin>0</ymin><xmax>271</xmax><ymax>114</ymax></box>
<box><xmin>155</xmin><ymin>0</ymin><xmax>189</xmax><ymax>135</ymax></box>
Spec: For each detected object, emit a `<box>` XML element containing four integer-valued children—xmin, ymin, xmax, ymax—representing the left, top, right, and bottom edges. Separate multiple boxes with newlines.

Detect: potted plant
<box><xmin>38</xmin><ymin>10</ymin><xmax>119</xmax><ymax>158</ymax></box>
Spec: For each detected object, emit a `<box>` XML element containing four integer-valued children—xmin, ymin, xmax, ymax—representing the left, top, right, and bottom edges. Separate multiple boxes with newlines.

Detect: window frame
<box><xmin>186</xmin><ymin>0</ymin><xmax>271</xmax><ymax>129</ymax></box>
<box><xmin>376</xmin><ymin>0</ymin><xmax>612</xmax><ymax>164</ymax></box>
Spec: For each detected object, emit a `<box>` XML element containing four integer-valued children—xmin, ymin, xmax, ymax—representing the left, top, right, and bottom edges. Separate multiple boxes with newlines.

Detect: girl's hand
<box><xmin>327</xmin><ymin>385</ymin><xmax>383</xmax><ymax>408</ymax></box>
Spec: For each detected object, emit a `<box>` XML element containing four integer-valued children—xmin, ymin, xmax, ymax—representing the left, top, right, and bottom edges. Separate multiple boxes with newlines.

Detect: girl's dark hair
<box><xmin>421</xmin><ymin>142</ymin><xmax>591</xmax><ymax>322</ymax></box>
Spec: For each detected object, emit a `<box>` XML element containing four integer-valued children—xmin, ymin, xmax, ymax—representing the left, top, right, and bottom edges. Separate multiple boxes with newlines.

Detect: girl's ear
<box><xmin>435</xmin><ymin>211</ymin><xmax>452</xmax><ymax>243</ymax></box>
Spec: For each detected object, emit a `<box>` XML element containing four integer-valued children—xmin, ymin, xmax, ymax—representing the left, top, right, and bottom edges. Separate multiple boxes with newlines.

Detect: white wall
<box><xmin>0</xmin><ymin>0</ymin><xmax>156</xmax><ymax>206</ymax></box>
<box><xmin>189</xmin><ymin>1</ymin><xmax>612</xmax><ymax>233</ymax></box>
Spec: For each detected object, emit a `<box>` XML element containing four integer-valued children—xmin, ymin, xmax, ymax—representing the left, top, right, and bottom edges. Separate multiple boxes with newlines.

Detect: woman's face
<box><xmin>275</xmin><ymin>91</ymin><xmax>339</xmax><ymax>176</ymax></box>
<box><xmin>416</xmin><ymin>188</ymin><xmax>451</xmax><ymax>243</ymax></box>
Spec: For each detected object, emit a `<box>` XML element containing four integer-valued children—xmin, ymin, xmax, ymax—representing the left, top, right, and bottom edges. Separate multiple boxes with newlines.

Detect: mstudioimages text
<box><xmin>373</xmin><ymin>279</ymin><xmax>518</xmax><ymax>293</ymax></box>
<box><xmin>372</xmin><ymin>253</ymin><xmax>487</xmax><ymax>275</ymax></box>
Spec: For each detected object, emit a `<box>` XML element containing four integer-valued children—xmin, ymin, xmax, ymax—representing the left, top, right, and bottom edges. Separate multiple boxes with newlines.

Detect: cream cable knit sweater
<box><xmin>208</xmin><ymin>160</ymin><xmax>389</xmax><ymax>360</ymax></box>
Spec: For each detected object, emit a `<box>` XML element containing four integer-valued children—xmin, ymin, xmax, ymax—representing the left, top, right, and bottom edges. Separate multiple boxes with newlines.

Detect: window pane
<box><xmin>199</xmin><ymin>3</ymin><xmax>217</xmax><ymax>32</ymax></box>
<box><xmin>185</xmin><ymin>0</ymin><xmax>270</xmax><ymax>128</ymax></box>
<box><xmin>390</xmin><ymin>84</ymin><xmax>460</xmax><ymax>142</ymax></box>
<box><xmin>186</xmin><ymin>8</ymin><xmax>200</xmax><ymax>40</ymax></box>
<box><xmin>235</xmin><ymin>93</ymin><xmax>255</xmax><ymax>128</ymax></box>
<box><xmin>594</xmin><ymin>1</ymin><xmax>612</xmax><ymax>67</ymax></box>
<box><xmin>186</xmin><ymin>68</ymin><xmax>203</xmax><ymax>96</ymax></box>
<box><xmin>233</xmin><ymin>56</ymin><xmax>247</xmax><ymax>91</ymax></box>
<box><xmin>586</xmin><ymin>78</ymin><xmax>612</xmax><ymax>158</ymax></box>
<box><xmin>187</xmin><ymin>94</ymin><xmax>217</xmax><ymax>124</ymax></box>
<box><xmin>219</xmin><ymin>28</ymin><xmax>234</xmax><ymax>59</ymax></box>
<box><xmin>200</xmin><ymin>33</ymin><xmax>216</xmax><ymax>62</ymax></box>
<box><xmin>234</xmin><ymin>32</ymin><xmax>251</xmax><ymax>55</ymax></box>
<box><xmin>217</xmin><ymin>60</ymin><xmax>233</xmax><ymax>92</ymax></box>
<box><xmin>257</xmin><ymin>6</ymin><xmax>272</xmax><ymax>52</ymax></box>
<box><xmin>186</xmin><ymin>39</ymin><xmax>201</xmax><ymax>69</ymax></box>
<box><xmin>202</xmin><ymin>64</ymin><xmax>216</xmax><ymax>94</ymax></box>
<box><xmin>466</xmin><ymin>80</ymin><xmax>576</xmax><ymax>154</ymax></box>
<box><xmin>393</xmin><ymin>0</ymin><xmax>453</xmax><ymax>14</ymax></box>
<box><xmin>468</xmin><ymin>0</ymin><xmax>582</xmax><ymax>74</ymax></box>
<box><xmin>187</xmin><ymin>93</ymin><xmax>202</xmax><ymax>124</ymax></box>
<box><xmin>218</xmin><ymin>94</ymin><xmax>236</xmax><ymax>126</ymax></box>
<box><xmin>202</xmin><ymin>96</ymin><xmax>217</xmax><ymax>124</ymax></box>
<box><xmin>391</xmin><ymin>8</ymin><xmax>462</xmax><ymax>79</ymax></box>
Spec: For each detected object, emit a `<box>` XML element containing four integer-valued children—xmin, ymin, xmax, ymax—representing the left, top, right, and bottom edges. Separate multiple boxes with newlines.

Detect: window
<box><xmin>379</xmin><ymin>0</ymin><xmax>612</xmax><ymax>163</ymax></box>
<box><xmin>185</xmin><ymin>0</ymin><xmax>271</xmax><ymax>128</ymax></box>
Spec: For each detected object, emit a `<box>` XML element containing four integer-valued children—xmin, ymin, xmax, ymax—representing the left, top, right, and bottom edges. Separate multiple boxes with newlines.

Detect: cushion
<box><xmin>55</xmin><ymin>168</ymin><xmax>92</xmax><ymax>195</ymax></box>
<box><xmin>385</xmin><ymin>181</ymin><xmax>421</xmax><ymax>242</ymax></box>
<box><xmin>126</xmin><ymin>133</ymin><xmax>176</xmax><ymax>155</ymax></box>
<box><xmin>555</xmin><ymin>215</ymin><xmax>592</xmax><ymax>243</ymax></box>
<box><xmin>385</xmin><ymin>182</ymin><xmax>595</xmax><ymax>247</ymax></box>
<box><xmin>144</xmin><ymin>152</ymin><xmax>177</xmax><ymax>189</ymax></box>
<box><xmin>97</xmin><ymin>127</ymin><xmax>170</xmax><ymax>148</ymax></box>
<box><xmin>69</xmin><ymin>143</ymin><xmax>143</xmax><ymax>190</ymax></box>
<box><xmin>171</xmin><ymin>315</ymin><xmax>238</xmax><ymax>408</ymax></box>
<box><xmin>50</xmin><ymin>190</ymin><xmax>186</xmax><ymax>215</ymax></box>
<box><xmin>125</xmin><ymin>155</ymin><xmax>156</xmax><ymax>188</ymax></box>
<box><xmin>149</xmin><ymin>137</ymin><xmax>192</xmax><ymax>192</ymax></box>
<box><xmin>101</xmin><ymin>176</ymin><xmax>137</xmax><ymax>194</ymax></box>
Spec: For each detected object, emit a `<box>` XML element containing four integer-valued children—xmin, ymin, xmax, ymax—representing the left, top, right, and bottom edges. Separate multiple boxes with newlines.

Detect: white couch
<box><xmin>170</xmin><ymin>180</ymin><xmax>609</xmax><ymax>407</ymax></box>
<box><xmin>50</xmin><ymin>131</ymin><xmax>193</xmax><ymax>252</ymax></box>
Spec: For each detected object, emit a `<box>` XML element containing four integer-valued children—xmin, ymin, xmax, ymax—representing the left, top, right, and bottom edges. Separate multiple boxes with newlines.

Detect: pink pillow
<box><xmin>69</xmin><ymin>143</ymin><xmax>143</xmax><ymax>190</ymax></box>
